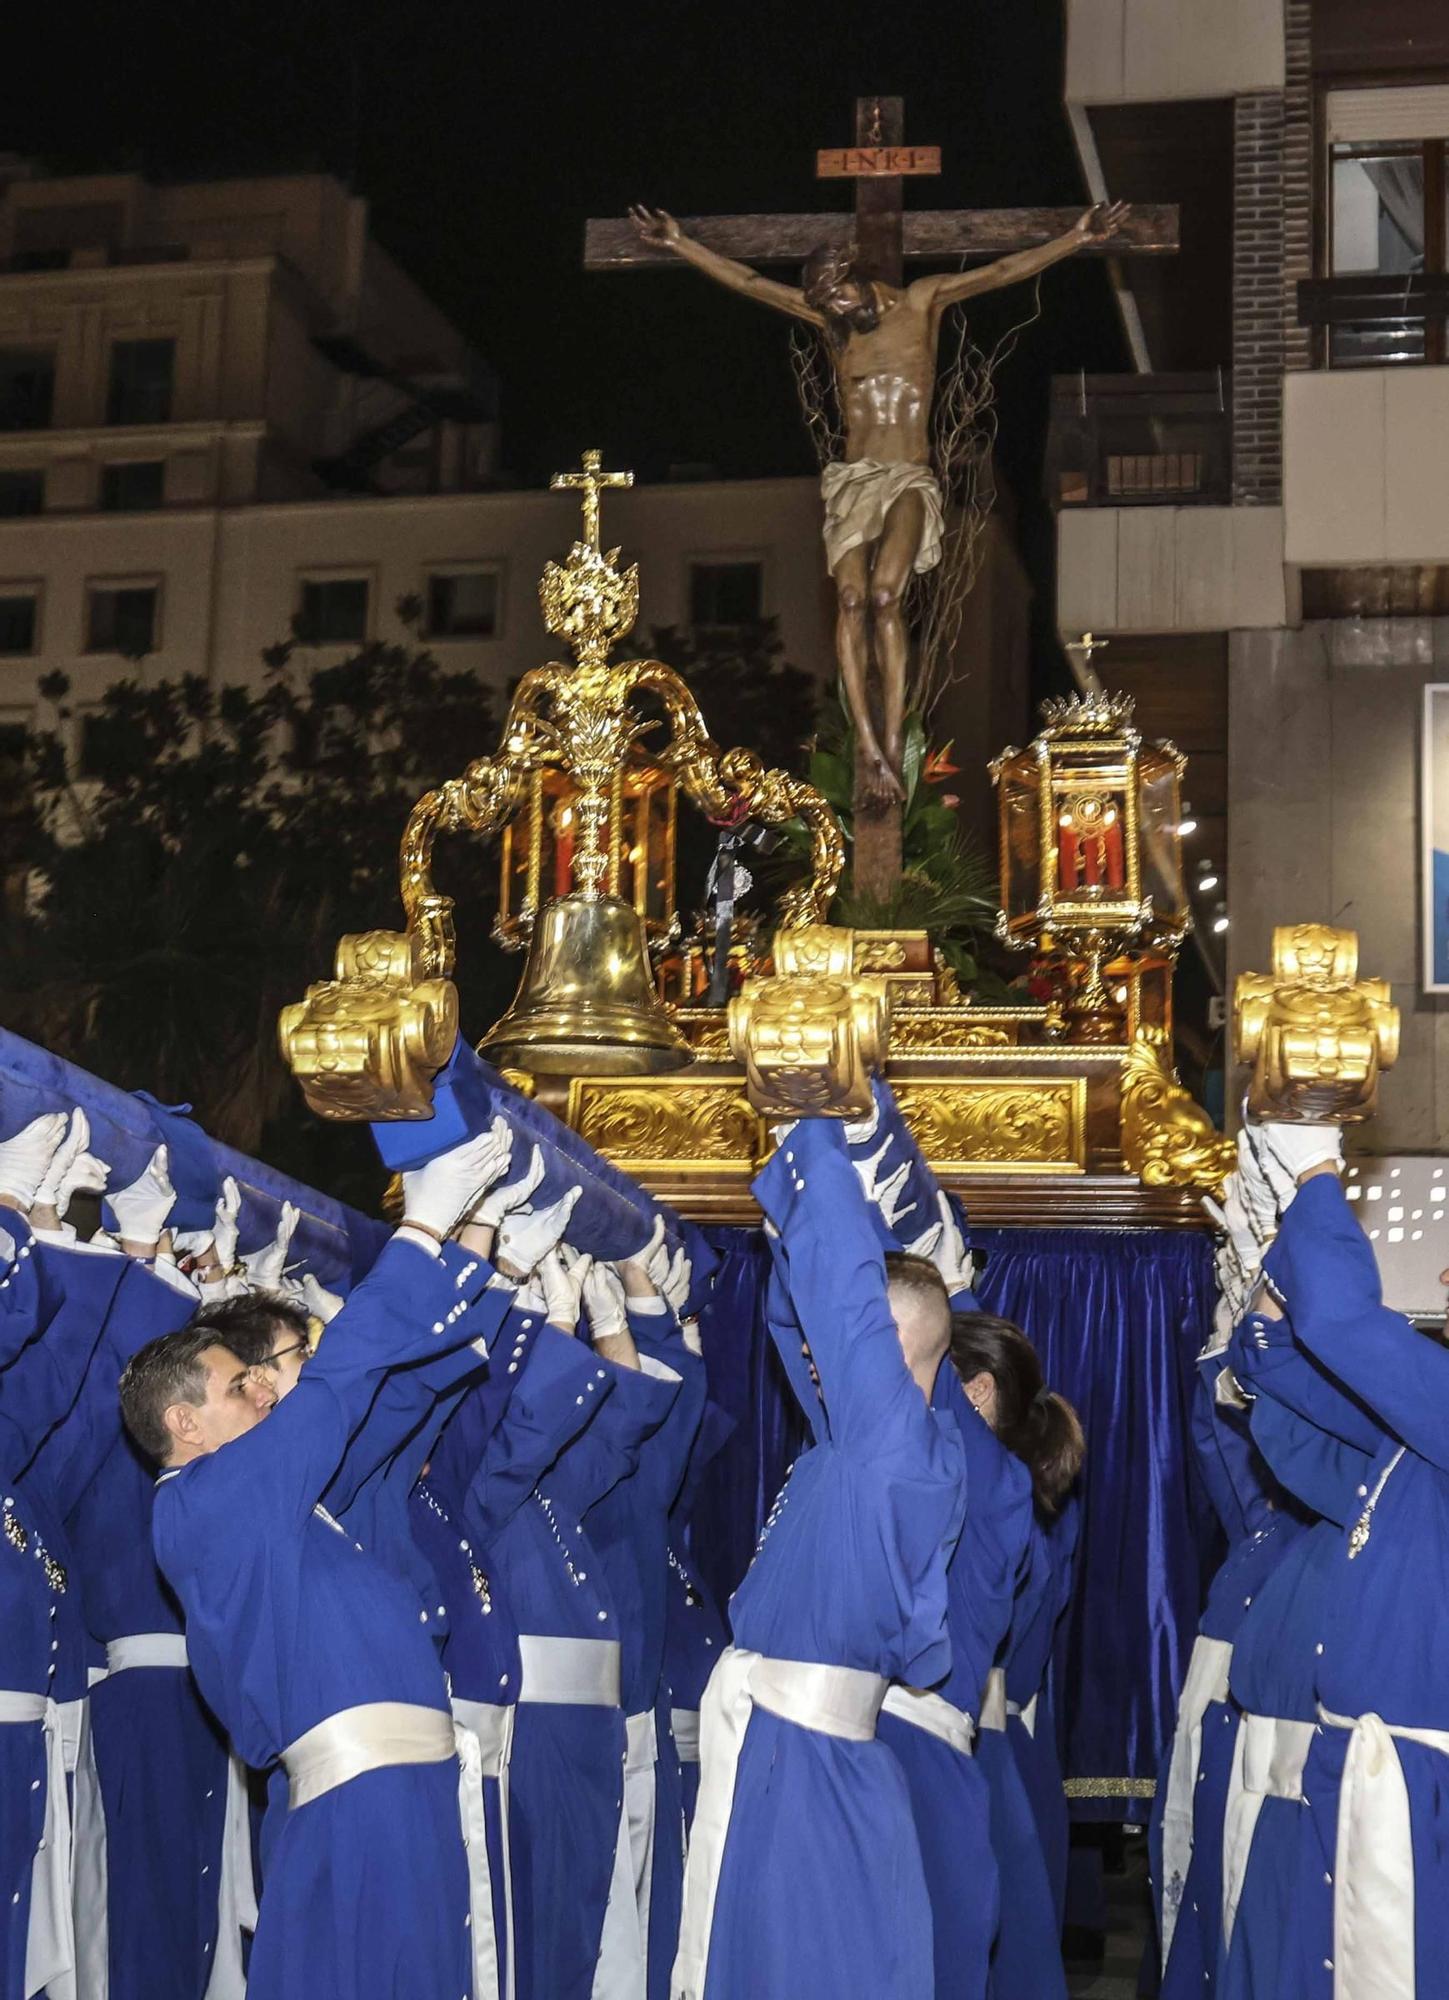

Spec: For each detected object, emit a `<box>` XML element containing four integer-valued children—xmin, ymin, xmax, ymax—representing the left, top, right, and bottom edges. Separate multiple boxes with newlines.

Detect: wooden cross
<box><xmin>585</xmin><ymin>96</ymin><xmax>1177</xmax><ymax>278</ymax></box>
<box><xmin>586</xmin><ymin>96</ymin><xmax>1176</xmax><ymax>906</ymax></box>
<box><xmin>551</xmin><ymin>448</ymin><xmax>633</xmax><ymax>552</ymax></box>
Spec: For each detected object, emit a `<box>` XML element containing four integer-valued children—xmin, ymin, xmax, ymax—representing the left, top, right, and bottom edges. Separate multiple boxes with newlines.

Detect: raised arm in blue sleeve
<box><xmin>755</xmin><ymin>1119</ymin><xmax>926</xmax><ymax>1455</ymax></box>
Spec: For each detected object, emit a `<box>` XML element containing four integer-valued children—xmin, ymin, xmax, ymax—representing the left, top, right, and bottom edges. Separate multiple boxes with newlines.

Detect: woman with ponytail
<box><xmin>952</xmin><ymin>1311</ymin><xmax>1085</xmax><ymax>1999</ymax></box>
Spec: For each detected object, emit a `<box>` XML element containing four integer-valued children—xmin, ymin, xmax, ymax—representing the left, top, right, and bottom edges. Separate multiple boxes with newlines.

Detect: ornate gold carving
<box><xmin>568</xmin><ymin>1078</ymin><xmax>764</xmax><ymax>1170</ymax></box>
<box><xmin>278</xmin><ymin>930</ymin><xmax>459</xmax><ymax>1122</ymax></box>
<box><xmin>854</xmin><ymin>936</ymin><xmax>910</xmax><ymax>971</ymax></box>
<box><xmin>890</xmin><ymin>1079</ymin><xmax>1087</xmax><ymax>1174</ymax></box>
<box><xmin>1120</xmin><ymin>1031</ymin><xmax>1234</xmax><ymax>1193</ymax></box>
<box><xmin>728</xmin><ymin>975</ymin><xmax>891</xmax><ymax>1119</ymax></box>
<box><xmin>772</xmin><ymin>924</ymin><xmax>854</xmax><ymax>979</ymax></box>
<box><xmin>888</xmin><ymin>1011</ymin><xmax>1015</xmax><ymax>1053</ymax></box>
<box><xmin>1234</xmin><ymin>924</ymin><xmax>1399</xmax><ymax>1123</ymax></box>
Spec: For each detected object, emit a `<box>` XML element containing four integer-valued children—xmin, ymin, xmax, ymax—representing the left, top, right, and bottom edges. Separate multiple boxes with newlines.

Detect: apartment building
<box><xmin>1051</xmin><ymin>0</ymin><xmax>1449</xmax><ymax>1146</ymax></box>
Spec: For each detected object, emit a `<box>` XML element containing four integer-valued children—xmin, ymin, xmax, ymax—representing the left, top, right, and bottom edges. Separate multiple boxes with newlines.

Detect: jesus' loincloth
<box><xmin>820</xmin><ymin>459</ymin><xmax>945</xmax><ymax>577</ymax></box>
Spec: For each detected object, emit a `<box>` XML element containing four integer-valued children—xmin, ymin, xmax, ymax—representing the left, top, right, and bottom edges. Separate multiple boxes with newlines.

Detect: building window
<box><xmin>1324</xmin><ymin>89</ymin><xmax>1449</xmax><ymax>367</ymax></box>
<box><xmin>427</xmin><ymin>567</ymin><xmax>501</xmax><ymax>638</ymax></box>
<box><xmin>0</xmin><ymin>469</ymin><xmax>44</xmax><ymax>517</ymax></box>
<box><xmin>689</xmin><ymin>559</ymin><xmax>764</xmax><ymax>631</ymax></box>
<box><xmin>86</xmin><ymin>583</ymin><xmax>159</xmax><ymax>657</ymax></box>
<box><xmin>0</xmin><ymin>593</ymin><xmax>37</xmax><ymax>656</ymax></box>
<box><xmin>0</xmin><ymin>349</ymin><xmax>55</xmax><ymax>432</ymax></box>
<box><xmin>297</xmin><ymin>576</ymin><xmax>369</xmax><ymax>645</ymax></box>
<box><xmin>100</xmin><ymin>461</ymin><xmax>166</xmax><ymax>512</ymax></box>
<box><xmin>106</xmin><ymin>339</ymin><xmax>175</xmax><ymax>425</ymax></box>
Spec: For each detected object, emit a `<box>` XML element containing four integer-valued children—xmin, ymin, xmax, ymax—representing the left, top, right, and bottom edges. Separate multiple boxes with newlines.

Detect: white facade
<box><xmin>0</xmin><ymin>476</ymin><xmax>837</xmax><ymax>743</ymax></box>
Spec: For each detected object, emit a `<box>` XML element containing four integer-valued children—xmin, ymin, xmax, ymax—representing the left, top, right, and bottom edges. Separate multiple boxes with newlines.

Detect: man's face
<box><xmin>170</xmin><ymin>1344</ymin><xmax>274</xmax><ymax>1457</ymax></box>
<box><xmin>253</xmin><ymin>1322</ymin><xmax>311</xmax><ymax>1402</ymax></box>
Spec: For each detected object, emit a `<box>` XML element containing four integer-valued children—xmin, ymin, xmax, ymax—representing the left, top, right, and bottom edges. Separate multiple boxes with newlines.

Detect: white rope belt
<box><xmin>453</xmin><ymin>1698</ymin><xmax>518</xmax><ymax>2000</ymax></box>
<box><xmin>671</xmin><ymin>1708</ymin><xmax>701</xmax><ymax>1764</ymax></box>
<box><xmin>282</xmin><ymin>1700</ymin><xmax>456</xmax><ymax>1810</ymax></box>
<box><xmin>517</xmin><ymin>1634</ymin><xmax>621</xmax><ymax>1708</ymax></box>
<box><xmin>672</xmin><ymin>1647</ymin><xmax>887</xmax><ymax>2000</ymax></box>
<box><xmin>1159</xmin><ymin>1634</ymin><xmax>1234</xmax><ymax>1967</ymax></box>
<box><xmin>0</xmin><ymin>1690</ymin><xmax>72</xmax><ymax>1996</ymax></box>
<box><xmin>1221</xmin><ymin>1710</ymin><xmax>1315</xmax><ymax>1947</ymax></box>
<box><xmin>979</xmin><ymin>1667</ymin><xmax>1008</xmax><ymax>1733</ymax></box>
<box><xmin>881</xmin><ymin>1683</ymin><xmax>975</xmax><ymax>1757</ymax></box>
<box><xmin>105</xmin><ymin>1631</ymin><xmax>189</xmax><ymax>1673</ymax></box>
<box><xmin>1317</xmin><ymin>1705</ymin><xmax>1449</xmax><ymax>2000</ymax></box>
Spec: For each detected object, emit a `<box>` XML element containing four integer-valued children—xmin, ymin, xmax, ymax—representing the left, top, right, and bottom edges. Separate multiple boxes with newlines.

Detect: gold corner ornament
<box><xmin>728</xmin><ymin>968</ymin><xmax>892</xmax><ymax>1121</ymax></box>
<box><xmin>1119</xmin><ymin>1030</ymin><xmax>1235</xmax><ymax>1194</ymax></box>
<box><xmin>278</xmin><ymin>930</ymin><xmax>459</xmax><ymax>1122</ymax></box>
<box><xmin>1234</xmin><ymin>924</ymin><xmax>1399</xmax><ymax>1123</ymax></box>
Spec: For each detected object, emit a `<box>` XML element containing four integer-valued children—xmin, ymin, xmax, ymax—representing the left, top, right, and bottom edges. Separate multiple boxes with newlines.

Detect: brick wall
<box><xmin>1232</xmin><ymin>0</ymin><xmax>1314</xmax><ymax>502</ymax></box>
<box><xmin>1232</xmin><ymin>90</ymin><xmax>1287</xmax><ymax>502</ymax></box>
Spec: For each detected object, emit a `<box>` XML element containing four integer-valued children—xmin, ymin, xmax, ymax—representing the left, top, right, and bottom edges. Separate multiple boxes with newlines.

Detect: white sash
<box><xmin>979</xmin><ymin>1667</ymin><xmax>1008</xmax><ymax>1733</ymax></box>
<box><xmin>880</xmin><ymin>1683</ymin><xmax>975</xmax><ymax>1757</ymax></box>
<box><xmin>1318</xmin><ymin>1706</ymin><xmax>1449</xmax><ymax>2000</ymax></box>
<box><xmin>105</xmin><ymin>1632</ymin><xmax>189</xmax><ymax>1673</ymax></box>
<box><xmin>282</xmin><ymin>1700</ymin><xmax>456</xmax><ymax>1810</ymax></box>
<box><xmin>1159</xmin><ymin>1635</ymin><xmax>1234</xmax><ymax>1967</ymax></box>
<box><xmin>517</xmin><ymin>1635</ymin><xmax>621</xmax><ymax>1708</ymax></box>
<box><xmin>203</xmin><ymin>1752</ymin><xmax>259</xmax><ymax>2000</ymax></box>
<box><xmin>0</xmin><ymin>1690</ymin><xmax>72</xmax><ymax>2000</ymax></box>
<box><xmin>1220</xmin><ymin>1711</ymin><xmax>1314</xmax><ymax>1947</ymax></box>
<box><xmin>671</xmin><ymin>1647</ymin><xmax>887</xmax><ymax>2000</ymax></box>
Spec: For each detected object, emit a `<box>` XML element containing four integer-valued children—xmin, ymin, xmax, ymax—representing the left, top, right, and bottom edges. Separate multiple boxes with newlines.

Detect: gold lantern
<box><xmin>991</xmin><ymin>690</ymin><xmax>1190</xmax><ymax>1039</ymax></box>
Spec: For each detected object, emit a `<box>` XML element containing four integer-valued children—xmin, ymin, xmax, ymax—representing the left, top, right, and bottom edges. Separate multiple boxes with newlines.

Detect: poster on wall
<box><xmin>1424</xmin><ymin>685</ymin><xmax>1449</xmax><ymax>991</ymax></box>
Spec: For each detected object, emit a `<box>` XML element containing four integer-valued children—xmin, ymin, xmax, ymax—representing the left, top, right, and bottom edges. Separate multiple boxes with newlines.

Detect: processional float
<box><xmin>275</xmin><ymin>450</ymin><xmax>1325</xmax><ymax>1222</ymax></box>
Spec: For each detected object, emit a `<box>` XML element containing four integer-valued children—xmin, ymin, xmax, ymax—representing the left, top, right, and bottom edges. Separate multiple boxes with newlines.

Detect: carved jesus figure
<box><xmin>631</xmin><ymin>200</ymin><xmax>1129</xmax><ymax>803</ymax></box>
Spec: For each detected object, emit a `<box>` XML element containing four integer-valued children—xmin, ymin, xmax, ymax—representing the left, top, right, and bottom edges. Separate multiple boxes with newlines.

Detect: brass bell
<box><xmin>479</xmin><ymin>893</ymin><xmax>690</xmax><ymax>1075</ymax></box>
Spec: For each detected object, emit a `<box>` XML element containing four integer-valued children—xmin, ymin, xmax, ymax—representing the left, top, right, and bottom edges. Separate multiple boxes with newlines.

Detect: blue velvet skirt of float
<box><xmin>976</xmin><ymin>1671</ymin><xmax>1068</xmax><ymax>2000</ymax></box>
<box><xmin>877</xmin><ymin>1687</ymin><xmax>995</xmax><ymax>2000</ymax></box>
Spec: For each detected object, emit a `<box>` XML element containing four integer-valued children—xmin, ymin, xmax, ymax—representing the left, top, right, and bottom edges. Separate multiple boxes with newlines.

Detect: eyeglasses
<box><xmin>259</xmin><ymin>1339</ymin><xmax>310</xmax><ymax>1371</ymax></box>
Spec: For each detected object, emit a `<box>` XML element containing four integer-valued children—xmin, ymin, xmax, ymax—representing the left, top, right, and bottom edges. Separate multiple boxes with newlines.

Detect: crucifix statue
<box><xmin>588</xmin><ymin>96</ymin><xmax>1175</xmax><ymax>898</ymax></box>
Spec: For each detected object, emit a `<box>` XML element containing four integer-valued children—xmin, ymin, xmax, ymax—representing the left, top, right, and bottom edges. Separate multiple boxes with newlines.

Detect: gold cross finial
<box><xmin>550</xmin><ymin>448</ymin><xmax>633</xmax><ymax>552</ymax></box>
<box><xmin>1065</xmin><ymin>630</ymin><xmax>1109</xmax><ymax>698</ymax></box>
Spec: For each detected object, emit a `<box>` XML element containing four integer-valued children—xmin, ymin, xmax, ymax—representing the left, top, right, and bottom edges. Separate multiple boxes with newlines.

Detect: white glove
<box><xmin>842</xmin><ymin>1097</ymin><xmax>881</xmax><ymax>1146</ymax></box>
<box><xmin>852</xmin><ymin>1137</ymin><xmax>917</xmax><ymax>1230</ymax></box>
<box><xmin>1249</xmin><ymin>1119</ymin><xmax>1343</xmax><ymax>1212</ymax></box>
<box><xmin>1234</xmin><ymin>1130</ymin><xmax>1279</xmax><ymax>1246</ymax></box>
<box><xmin>662</xmin><ymin>1245</ymin><xmax>692</xmax><ymax>1318</ymax></box>
<box><xmin>497</xmin><ymin>1187</ymin><xmax>582</xmax><ymax>1277</ymax></box>
<box><xmin>33</xmin><ymin>1110</ymin><xmax>109</xmax><ymax>1219</ymax></box>
<box><xmin>926</xmin><ymin>1189</ymin><xmax>976</xmax><ymax>1295</ymax></box>
<box><xmin>473</xmin><ymin>1132</ymin><xmax>542</xmax><ymax>1228</ymax></box>
<box><xmin>402</xmin><ymin>1121</ymin><xmax>515</xmax><ymax>1239</ymax></box>
<box><xmin>301</xmin><ymin>1272</ymin><xmax>344</xmax><ymax>1325</ymax></box>
<box><xmin>538</xmin><ymin>1244</ymin><xmax>591</xmax><ymax>1329</ymax></box>
<box><xmin>0</xmin><ymin>1112</ymin><xmax>69</xmax><ymax>1209</ymax></box>
<box><xmin>243</xmin><ymin>1201</ymin><xmax>300</xmax><ymax>1289</ymax></box>
<box><xmin>582</xmin><ymin>1258</ymin><xmax>630</xmax><ymax>1340</ymax></box>
<box><xmin>110</xmin><ymin>1146</ymin><xmax>176</xmax><ymax>1245</ymax></box>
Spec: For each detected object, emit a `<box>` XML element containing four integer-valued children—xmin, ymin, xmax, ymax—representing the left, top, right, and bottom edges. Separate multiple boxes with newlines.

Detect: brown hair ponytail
<box><xmin>949</xmin><ymin>1311</ymin><xmax>1085</xmax><ymax>1516</ymax></box>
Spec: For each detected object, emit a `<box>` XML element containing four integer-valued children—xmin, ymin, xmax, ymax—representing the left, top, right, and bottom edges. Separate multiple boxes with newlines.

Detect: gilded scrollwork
<box><xmin>568</xmin><ymin>1080</ymin><xmax>763</xmax><ymax>1167</ymax></box>
<box><xmin>1119</xmin><ymin>1031</ymin><xmax>1234</xmax><ymax>1193</ymax></box>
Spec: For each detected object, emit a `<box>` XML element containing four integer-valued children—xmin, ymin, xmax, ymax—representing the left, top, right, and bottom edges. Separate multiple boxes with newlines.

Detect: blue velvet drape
<box><xmin>687</xmin><ymin>1223</ymin><xmax>1218</xmax><ymax>1821</ymax></box>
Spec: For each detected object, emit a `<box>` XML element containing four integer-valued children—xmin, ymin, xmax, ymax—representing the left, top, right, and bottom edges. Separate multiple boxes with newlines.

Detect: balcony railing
<box><xmin>1046</xmin><ymin>372</ymin><xmax>1232</xmax><ymax>509</ymax></box>
<box><xmin>1297</xmin><ymin>275</ymin><xmax>1449</xmax><ymax>367</ymax></box>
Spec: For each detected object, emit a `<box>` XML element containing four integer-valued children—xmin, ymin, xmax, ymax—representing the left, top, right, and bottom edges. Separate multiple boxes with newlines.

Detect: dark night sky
<box><xmin>10</xmin><ymin>0</ymin><xmax>1130</xmax><ymax>676</ymax></box>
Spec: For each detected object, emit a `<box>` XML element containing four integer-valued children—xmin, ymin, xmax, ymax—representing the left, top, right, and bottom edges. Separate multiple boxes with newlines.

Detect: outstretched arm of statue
<box><xmin>629</xmin><ymin>206</ymin><xmax>824</xmax><ymax>328</ymax></box>
<box><xmin>915</xmin><ymin>200</ymin><xmax>1132</xmax><ymax>310</ymax></box>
